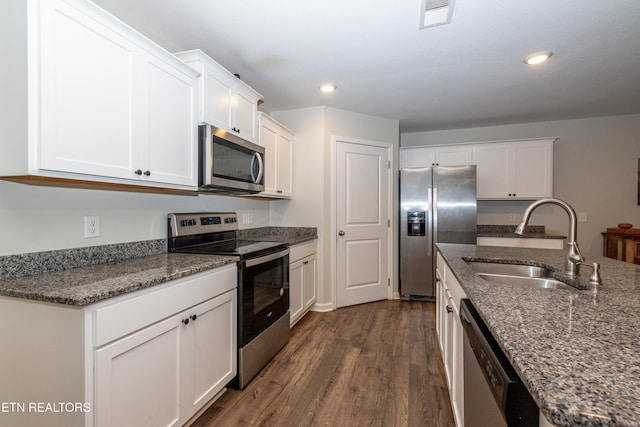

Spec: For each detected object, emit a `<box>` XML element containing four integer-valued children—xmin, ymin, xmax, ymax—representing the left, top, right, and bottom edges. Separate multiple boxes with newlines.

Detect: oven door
<box><xmin>238</xmin><ymin>248</ymin><xmax>289</xmax><ymax>346</ymax></box>
<box><xmin>200</xmin><ymin>124</ymin><xmax>265</xmax><ymax>193</ymax></box>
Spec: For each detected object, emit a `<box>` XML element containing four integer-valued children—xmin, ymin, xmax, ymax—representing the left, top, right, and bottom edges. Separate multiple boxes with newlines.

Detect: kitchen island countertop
<box><xmin>437</xmin><ymin>243</ymin><xmax>640</xmax><ymax>427</ymax></box>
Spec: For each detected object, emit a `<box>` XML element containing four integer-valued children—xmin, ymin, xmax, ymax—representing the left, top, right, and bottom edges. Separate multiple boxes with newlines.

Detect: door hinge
<box><xmin>388</xmin><ymin>278</ymin><xmax>391</xmax><ymax>287</ymax></box>
<box><xmin>387</xmin><ymin>219</ymin><xmax>391</xmax><ymax>227</ymax></box>
<box><xmin>387</xmin><ymin>160</ymin><xmax>391</xmax><ymax>169</ymax></box>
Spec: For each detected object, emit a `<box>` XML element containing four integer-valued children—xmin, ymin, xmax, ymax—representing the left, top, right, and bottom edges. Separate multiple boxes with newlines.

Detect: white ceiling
<box><xmin>93</xmin><ymin>0</ymin><xmax>640</xmax><ymax>133</ymax></box>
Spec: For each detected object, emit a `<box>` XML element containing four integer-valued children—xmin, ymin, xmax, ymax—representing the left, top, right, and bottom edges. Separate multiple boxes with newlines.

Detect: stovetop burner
<box><xmin>167</xmin><ymin>212</ymin><xmax>288</xmax><ymax>258</ymax></box>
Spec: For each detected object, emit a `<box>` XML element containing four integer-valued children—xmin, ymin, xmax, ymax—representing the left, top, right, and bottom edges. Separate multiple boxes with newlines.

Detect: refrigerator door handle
<box><xmin>429</xmin><ymin>186</ymin><xmax>436</xmax><ymax>256</ymax></box>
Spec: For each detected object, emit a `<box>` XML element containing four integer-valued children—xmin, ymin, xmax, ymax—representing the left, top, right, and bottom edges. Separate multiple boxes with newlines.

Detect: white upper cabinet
<box><xmin>176</xmin><ymin>49</ymin><xmax>263</xmax><ymax>144</ymax></box>
<box><xmin>400</xmin><ymin>145</ymin><xmax>474</xmax><ymax>168</ymax></box>
<box><xmin>1</xmin><ymin>0</ymin><xmax>200</xmax><ymax>190</ymax></box>
<box><xmin>256</xmin><ymin>112</ymin><xmax>294</xmax><ymax>198</ymax></box>
<box><xmin>475</xmin><ymin>139</ymin><xmax>554</xmax><ymax>199</ymax></box>
<box><xmin>401</xmin><ymin>138</ymin><xmax>555</xmax><ymax>200</ymax></box>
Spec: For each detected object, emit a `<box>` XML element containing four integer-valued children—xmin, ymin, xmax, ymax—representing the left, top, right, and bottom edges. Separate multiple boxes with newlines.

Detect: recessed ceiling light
<box><xmin>524</xmin><ymin>51</ymin><xmax>553</xmax><ymax>66</ymax></box>
<box><xmin>318</xmin><ymin>83</ymin><xmax>337</xmax><ymax>94</ymax></box>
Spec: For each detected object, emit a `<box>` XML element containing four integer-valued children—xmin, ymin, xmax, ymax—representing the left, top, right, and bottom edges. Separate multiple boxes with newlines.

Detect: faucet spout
<box><xmin>515</xmin><ymin>198</ymin><xmax>584</xmax><ymax>276</ymax></box>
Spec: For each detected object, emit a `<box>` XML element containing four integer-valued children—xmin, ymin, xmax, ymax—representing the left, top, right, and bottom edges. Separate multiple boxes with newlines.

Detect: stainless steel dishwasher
<box><xmin>460</xmin><ymin>299</ymin><xmax>538</xmax><ymax>427</ymax></box>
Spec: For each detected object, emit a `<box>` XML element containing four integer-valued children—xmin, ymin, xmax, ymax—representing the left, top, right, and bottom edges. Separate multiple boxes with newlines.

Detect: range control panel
<box><xmin>168</xmin><ymin>212</ymin><xmax>238</xmax><ymax>237</ymax></box>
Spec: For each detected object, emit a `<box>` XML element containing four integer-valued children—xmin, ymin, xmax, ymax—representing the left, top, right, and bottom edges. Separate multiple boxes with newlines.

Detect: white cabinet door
<box><xmin>400</xmin><ymin>147</ymin><xmax>436</xmax><ymax>168</ymax></box>
<box><xmin>475</xmin><ymin>143</ymin><xmax>511</xmax><ymax>199</ymax></box>
<box><xmin>201</xmin><ymin>68</ymin><xmax>234</xmax><ymax>130</ymax></box>
<box><xmin>436</xmin><ymin>252</ymin><xmax>466</xmax><ymax>427</ymax></box>
<box><xmin>511</xmin><ymin>142</ymin><xmax>553</xmax><ymax>198</ymax></box>
<box><xmin>234</xmin><ymin>89</ymin><xmax>258</xmax><ymax>143</ymax></box>
<box><xmin>39</xmin><ymin>0</ymin><xmax>136</xmax><ymax>179</ymax></box>
<box><xmin>142</xmin><ymin>54</ymin><xmax>198</xmax><ymax>187</ymax></box>
<box><xmin>289</xmin><ymin>254</ymin><xmax>317</xmax><ymax>326</ymax></box>
<box><xmin>436</xmin><ymin>146</ymin><xmax>474</xmax><ymax>166</ymax></box>
<box><xmin>476</xmin><ymin>140</ymin><xmax>553</xmax><ymax>199</ymax></box>
<box><xmin>259</xmin><ymin>120</ymin><xmax>279</xmax><ymax>195</ymax></box>
<box><xmin>451</xmin><ymin>299</ymin><xmax>464</xmax><ymax>427</ymax></box>
<box><xmin>95</xmin><ymin>313</ymin><xmax>182</xmax><ymax>427</ymax></box>
<box><xmin>257</xmin><ymin>113</ymin><xmax>294</xmax><ymax>198</ymax></box>
<box><xmin>276</xmin><ymin>132</ymin><xmax>294</xmax><ymax>197</ymax></box>
<box><xmin>302</xmin><ymin>255</ymin><xmax>317</xmax><ymax>310</ymax></box>
<box><xmin>176</xmin><ymin>50</ymin><xmax>262</xmax><ymax>144</ymax></box>
<box><xmin>95</xmin><ymin>291</ymin><xmax>236</xmax><ymax>427</ymax></box>
<box><xmin>289</xmin><ymin>259</ymin><xmax>304</xmax><ymax>326</ymax></box>
<box><xmin>289</xmin><ymin>241</ymin><xmax>317</xmax><ymax>326</ymax></box>
<box><xmin>37</xmin><ymin>0</ymin><xmax>199</xmax><ymax>189</ymax></box>
<box><xmin>181</xmin><ymin>289</ymin><xmax>237</xmax><ymax>418</ymax></box>
<box><xmin>400</xmin><ymin>145</ymin><xmax>474</xmax><ymax>168</ymax></box>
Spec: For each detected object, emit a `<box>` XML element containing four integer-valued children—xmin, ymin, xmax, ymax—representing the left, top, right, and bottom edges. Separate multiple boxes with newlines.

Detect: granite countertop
<box><xmin>239</xmin><ymin>226</ymin><xmax>318</xmax><ymax>245</ymax></box>
<box><xmin>477</xmin><ymin>224</ymin><xmax>566</xmax><ymax>240</ymax></box>
<box><xmin>0</xmin><ymin>253</ymin><xmax>238</xmax><ymax>306</ymax></box>
<box><xmin>436</xmin><ymin>243</ymin><xmax>640</xmax><ymax>427</ymax></box>
<box><xmin>0</xmin><ymin>226</ymin><xmax>317</xmax><ymax>307</ymax></box>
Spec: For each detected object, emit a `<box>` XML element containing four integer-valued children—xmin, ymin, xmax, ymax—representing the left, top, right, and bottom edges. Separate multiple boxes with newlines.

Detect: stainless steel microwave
<box><xmin>199</xmin><ymin>124</ymin><xmax>265</xmax><ymax>193</ymax></box>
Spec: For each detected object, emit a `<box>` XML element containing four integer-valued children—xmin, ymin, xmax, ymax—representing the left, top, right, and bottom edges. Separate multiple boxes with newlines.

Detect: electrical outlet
<box><xmin>84</xmin><ymin>216</ymin><xmax>101</xmax><ymax>238</ymax></box>
<box><xmin>578</xmin><ymin>212</ymin><xmax>588</xmax><ymax>223</ymax></box>
<box><xmin>509</xmin><ymin>213</ymin><xmax>518</xmax><ymax>222</ymax></box>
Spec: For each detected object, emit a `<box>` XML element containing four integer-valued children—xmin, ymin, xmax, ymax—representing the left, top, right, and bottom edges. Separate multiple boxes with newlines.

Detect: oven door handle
<box><xmin>245</xmin><ymin>248</ymin><xmax>289</xmax><ymax>268</ymax></box>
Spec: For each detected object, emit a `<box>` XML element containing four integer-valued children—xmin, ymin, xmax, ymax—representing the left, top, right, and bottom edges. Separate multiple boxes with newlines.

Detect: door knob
<box><xmin>338</xmin><ymin>230</ymin><xmax>345</xmax><ymax>236</ymax></box>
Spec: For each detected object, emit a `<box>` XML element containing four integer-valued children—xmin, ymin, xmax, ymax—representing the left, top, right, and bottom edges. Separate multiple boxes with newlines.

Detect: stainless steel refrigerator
<box><xmin>400</xmin><ymin>165</ymin><xmax>477</xmax><ymax>300</ymax></box>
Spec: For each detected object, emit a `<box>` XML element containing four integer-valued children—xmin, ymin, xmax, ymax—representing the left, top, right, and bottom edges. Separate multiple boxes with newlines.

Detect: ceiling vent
<box><xmin>420</xmin><ymin>0</ymin><xmax>455</xmax><ymax>29</ymax></box>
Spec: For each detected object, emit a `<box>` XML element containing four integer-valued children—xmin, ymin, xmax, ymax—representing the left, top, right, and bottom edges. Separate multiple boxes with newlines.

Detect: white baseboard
<box><xmin>309</xmin><ymin>302</ymin><xmax>334</xmax><ymax>313</ymax></box>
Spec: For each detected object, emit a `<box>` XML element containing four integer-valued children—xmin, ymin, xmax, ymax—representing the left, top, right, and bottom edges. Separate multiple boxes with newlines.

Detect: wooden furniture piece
<box><xmin>602</xmin><ymin>228</ymin><xmax>640</xmax><ymax>265</ymax></box>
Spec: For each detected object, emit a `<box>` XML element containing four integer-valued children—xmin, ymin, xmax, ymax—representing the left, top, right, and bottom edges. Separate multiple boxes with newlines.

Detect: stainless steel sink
<box><xmin>466</xmin><ymin>261</ymin><xmax>575</xmax><ymax>290</ymax></box>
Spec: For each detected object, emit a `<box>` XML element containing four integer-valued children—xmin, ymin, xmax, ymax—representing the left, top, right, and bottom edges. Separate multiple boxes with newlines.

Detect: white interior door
<box><xmin>336</xmin><ymin>140</ymin><xmax>391</xmax><ymax>308</ymax></box>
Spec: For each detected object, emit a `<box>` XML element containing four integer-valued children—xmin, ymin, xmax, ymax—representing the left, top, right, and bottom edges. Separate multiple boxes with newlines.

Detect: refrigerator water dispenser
<box><xmin>407</xmin><ymin>211</ymin><xmax>426</xmax><ymax>236</ymax></box>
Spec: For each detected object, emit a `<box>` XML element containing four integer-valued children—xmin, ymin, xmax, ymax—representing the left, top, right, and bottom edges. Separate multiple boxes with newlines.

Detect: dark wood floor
<box><xmin>191</xmin><ymin>300</ymin><xmax>455</xmax><ymax>427</ymax></box>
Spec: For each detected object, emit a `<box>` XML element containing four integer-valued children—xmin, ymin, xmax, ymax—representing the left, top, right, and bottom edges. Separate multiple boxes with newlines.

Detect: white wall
<box><xmin>401</xmin><ymin>113</ymin><xmax>640</xmax><ymax>255</ymax></box>
<box><xmin>271</xmin><ymin>106</ymin><xmax>400</xmax><ymax>308</ymax></box>
<box><xmin>0</xmin><ymin>179</ymin><xmax>270</xmax><ymax>255</ymax></box>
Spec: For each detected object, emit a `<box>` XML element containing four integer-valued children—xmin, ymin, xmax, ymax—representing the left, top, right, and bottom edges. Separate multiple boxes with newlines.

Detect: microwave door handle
<box><xmin>251</xmin><ymin>152</ymin><xmax>264</xmax><ymax>184</ymax></box>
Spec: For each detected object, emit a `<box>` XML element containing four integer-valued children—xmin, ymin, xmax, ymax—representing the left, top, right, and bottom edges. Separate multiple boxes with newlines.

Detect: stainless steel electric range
<box><xmin>168</xmin><ymin>212</ymin><xmax>290</xmax><ymax>389</ymax></box>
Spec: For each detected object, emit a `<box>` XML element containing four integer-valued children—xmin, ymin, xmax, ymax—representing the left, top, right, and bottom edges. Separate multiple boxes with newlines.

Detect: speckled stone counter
<box><xmin>0</xmin><ymin>252</ymin><xmax>237</xmax><ymax>306</ymax></box>
<box><xmin>0</xmin><ymin>226</ymin><xmax>317</xmax><ymax>307</ymax></box>
<box><xmin>436</xmin><ymin>243</ymin><xmax>640</xmax><ymax>427</ymax></box>
<box><xmin>478</xmin><ymin>224</ymin><xmax>566</xmax><ymax>239</ymax></box>
<box><xmin>239</xmin><ymin>226</ymin><xmax>317</xmax><ymax>245</ymax></box>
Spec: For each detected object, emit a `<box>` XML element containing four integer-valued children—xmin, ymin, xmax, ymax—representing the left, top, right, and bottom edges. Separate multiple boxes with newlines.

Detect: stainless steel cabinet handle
<box><xmin>338</xmin><ymin>230</ymin><xmax>345</xmax><ymax>236</ymax></box>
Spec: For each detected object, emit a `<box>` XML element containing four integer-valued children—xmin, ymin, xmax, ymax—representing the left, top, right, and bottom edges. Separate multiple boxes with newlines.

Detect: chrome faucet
<box><xmin>515</xmin><ymin>198</ymin><xmax>584</xmax><ymax>277</ymax></box>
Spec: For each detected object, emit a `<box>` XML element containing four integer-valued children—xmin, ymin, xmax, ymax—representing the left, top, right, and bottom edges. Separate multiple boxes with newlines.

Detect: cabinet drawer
<box><xmin>290</xmin><ymin>240</ymin><xmax>317</xmax><ymax>263</ymax></box>
<box><xmin>93</xmin><ymin>265</ymin><xmax>236</xmax><ymax>347</ymax></box>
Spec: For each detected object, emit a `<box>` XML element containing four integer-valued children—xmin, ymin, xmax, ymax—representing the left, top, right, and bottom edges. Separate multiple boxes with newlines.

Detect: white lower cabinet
<box><xmin>436</xmin><ymin>252</ymin><xmax>466</xmax><ymax>427</ymax></box>
<box><xmin>94</xmin><ymin>289</ymin><xmax>236</xmax><ymax>427</ymax></box>
<box><xmin>93</xmin><ymin>266</ymin><xmax>237</xmax><ymax>426</ymax></box>
<box><xmin>0</xmin><ymin>264</ymin><xmax>237</xmax><ymax>427</ymax></box>
<box><xmin>289</xmin><ymin>240</ymin><xmax>317</xmax><ymax>326</ymax></box>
